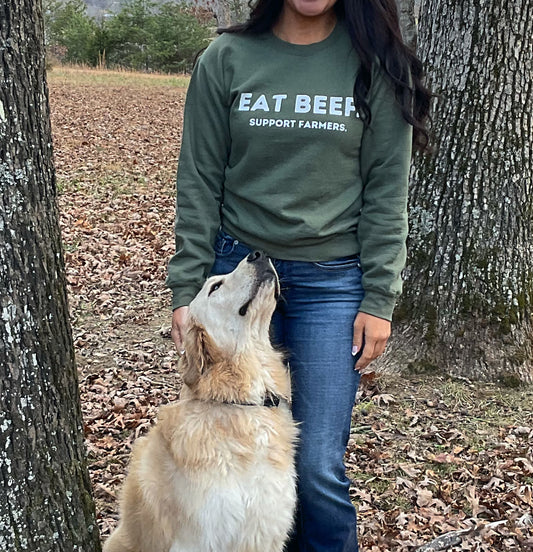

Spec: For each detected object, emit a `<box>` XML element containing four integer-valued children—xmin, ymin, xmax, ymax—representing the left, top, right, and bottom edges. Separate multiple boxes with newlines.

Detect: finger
<box><xmin>374</xmin><ymin>339</ymin><xmax>387</xmax><ymax>359</ymax></box>
<box><xmin>171</xmin><ymin>307</ymin><xmax>189</xmax><ymax>353</ymax></box>
<box><xmin>375</xmin><ymin>327</ymin><xmax>391</xmax><ymax>357</ymax></box>
<box><xmin>171</xmin><ymin>326</ymin><xmax>183</xmax><ymax>350</ymax></box>
<box><xmin>352</xmin><ymin>318</ymin><xmax>364</xmax><ymax>357</ymax></box>
<box><xmin>355</xmin><ymin>339</ymin><xmax>377</xmax><ymax>371</ymax></box>
<box><xmin>357</xmin><ymin>334</ymin><xmax>389</xmax><ymax>371</ymax></box>
<box><xmin>171</xmin><ymin>318</ymin><xmax>185</xmax><ymax>353</ymax></box>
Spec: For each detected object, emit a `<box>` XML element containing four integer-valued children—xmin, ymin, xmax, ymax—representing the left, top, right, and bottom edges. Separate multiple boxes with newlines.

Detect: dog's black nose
<box><xmin>247</xmin><ymin>251</ymin><xmax>264</xmax><ymax>263</ymax></box>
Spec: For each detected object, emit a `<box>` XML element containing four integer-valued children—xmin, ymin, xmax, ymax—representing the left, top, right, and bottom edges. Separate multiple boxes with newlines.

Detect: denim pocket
<box><xmin>214</xmin><ymin>230</ymin><xmax>239</xmax><ymax>257</ymax></box>
<box><xmin>211</xmin><ymin>230</ymin><xmax>253</xmax><ymax>277</ymax></box>
<box><xmin>312</xmin><ymin>256</ymin><xmax>361</xmax><ymax>270</ymax></box>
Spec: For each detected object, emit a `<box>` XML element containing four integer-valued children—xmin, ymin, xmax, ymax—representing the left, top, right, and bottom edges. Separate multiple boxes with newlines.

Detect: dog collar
<box><xmin>263</xmin><ymin>393</ymin><xmax>281</xmax><ymax>408</ymax></box>
<box><xmin>222</xmin><ymin>392</ymin><xmax>283</xmax><ymax>408</ymax></box>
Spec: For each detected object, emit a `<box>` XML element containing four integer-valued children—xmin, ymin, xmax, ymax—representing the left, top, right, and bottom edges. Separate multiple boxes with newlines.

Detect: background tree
<box><xmin>44</xmin><ymin>0</ymin><xmax>98</xmax><ymax>63</ymax></box>
<box><xmin>104</xmin><ymin>0</ymin><xmax>155</xmax><ymax>71</ymax></box>
<box><xmin>43</xmin><ymin>0</ymin><xmax>212</xmax><ymax>71</ymax></box>
<box><xmin>385</xmin><ymin>0</ymin><xmax>533</xmax><ymax>383</ymax></box>
<box><xmin>0</xmin><ymin>0</ymin><xmax>102</xmax><ymax>550</ymax></box>
<box><xmin>103</xmin><ymin>0</ymin><xmax>212</xmax><ymax>73</ymax></box>
<box><xmin>395</xmin><ymin>0</ymin><xmax>417</xmax><ymax>50</ymax></box>
<box><xmin>147</xmin><ymin>3</ymin><xmax>213</xmax><ymax>73</ymax></box>
<box><xmin>215</xmin><ymin>0</ymin><xmax>249</xmax><ymax>27</ymax></box>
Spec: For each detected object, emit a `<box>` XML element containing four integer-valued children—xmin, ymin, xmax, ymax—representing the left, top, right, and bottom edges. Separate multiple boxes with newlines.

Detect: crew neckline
<box><xmin>265</xmin><ymin>19</ymin><xmax>345</xmax><ymax>56</ymax></box>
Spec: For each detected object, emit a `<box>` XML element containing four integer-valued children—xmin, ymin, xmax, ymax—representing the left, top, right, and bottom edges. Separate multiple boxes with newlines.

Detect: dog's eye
<box><xmin>208</xmin><ymin>281</ymin><xmax>223</xmax><ymax>296</ymax></box>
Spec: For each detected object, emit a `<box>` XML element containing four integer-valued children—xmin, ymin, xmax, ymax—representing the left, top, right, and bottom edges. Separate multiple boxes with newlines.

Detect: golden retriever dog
<box><xmin>103</xmin><ymin>251</ymin><xmax>298</xmax><ymax>552</ymax></box>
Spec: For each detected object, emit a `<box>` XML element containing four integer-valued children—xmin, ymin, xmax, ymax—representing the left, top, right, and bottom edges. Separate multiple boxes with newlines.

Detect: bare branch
<box><xmin>415</xmin><ymin>521</ymin><xmax>507</xmax><ymax>551</ymax></box>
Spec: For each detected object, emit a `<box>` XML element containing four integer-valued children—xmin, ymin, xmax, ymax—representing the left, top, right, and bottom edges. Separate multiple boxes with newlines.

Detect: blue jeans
<box><xmin>211</xmin><ymin>230</ymin><xmax>364</xmax><ymax>552</ymax></box>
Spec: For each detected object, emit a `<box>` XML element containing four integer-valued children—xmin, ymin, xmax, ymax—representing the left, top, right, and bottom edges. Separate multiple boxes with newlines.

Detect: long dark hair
<box><xmin>222</xmin><ymin>0</ymin><xmax>431</xmax><ymax>152</ymax></box>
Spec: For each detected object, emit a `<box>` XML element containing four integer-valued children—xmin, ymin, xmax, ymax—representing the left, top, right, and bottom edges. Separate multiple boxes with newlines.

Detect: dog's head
<box><xmin>180</xmin><ymin>252</ymin><xmax>284</xmax><ymax>401</ymax></box>
<box><xmin>189</xmin><ymin>251</ymin><xmax>279</xmax><ymax>353</ymax></box>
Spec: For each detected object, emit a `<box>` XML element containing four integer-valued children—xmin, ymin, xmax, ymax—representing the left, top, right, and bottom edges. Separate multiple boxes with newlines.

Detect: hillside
<box><xmin>84</xmin><ymin>0</ymin><xmax>121</xmax><ymax>17</ymax></box>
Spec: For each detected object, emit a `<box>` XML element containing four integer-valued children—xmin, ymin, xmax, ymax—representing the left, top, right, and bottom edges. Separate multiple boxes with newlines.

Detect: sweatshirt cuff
<box><xmin>358</xmin><ymin>291</ymin><xmax>397</xmax><ymax>322</ymax></box>
<box><xmin>171</xmin><ymin>288</ymin><xmax>200</xmax><ymax>311</ymax></box>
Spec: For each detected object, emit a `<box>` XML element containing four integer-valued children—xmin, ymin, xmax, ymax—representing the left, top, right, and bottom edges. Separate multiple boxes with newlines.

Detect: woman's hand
<box><xmin>352</xmin><ymin>312</ymin><xmax>391</xmax><ymax>372</ymax></box>
<box><xmin>171</xmin><ymin>306</ymin><xmax>190</xmax><ymax>354</ymax></box>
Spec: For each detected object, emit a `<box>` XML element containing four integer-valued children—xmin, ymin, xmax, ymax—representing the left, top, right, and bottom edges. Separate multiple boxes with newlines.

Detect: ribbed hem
<box><xmin>223</xmin><ymin>222</ymin><xmax>359</xmax><ymax>262</ymax></box>
<box><xmin>358</xmin><ymin>292</ymin><xmax>397</xmax><ymax>322</ymax></box>
<box><xmin>171</xmin><ymin>288</ymin><xmax>199</xmax><ymax>311</ymax></box>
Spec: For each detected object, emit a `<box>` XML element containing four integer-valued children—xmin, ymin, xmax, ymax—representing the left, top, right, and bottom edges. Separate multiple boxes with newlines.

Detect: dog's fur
<box><xmin>103</xmin><ymin>254</ymin><xmax>298</xmax><ymax>552</ymax></box>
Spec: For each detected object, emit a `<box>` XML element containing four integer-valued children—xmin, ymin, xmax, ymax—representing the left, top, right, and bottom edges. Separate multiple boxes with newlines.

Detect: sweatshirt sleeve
<box><xmin>357</xmin><ymin>65</ymin><xmax>413</xmax><ymax>321</ymax></box>
<box><xmin>166</xmin><ymin>39</ymin><xmax>231</xmax><ymax>310</ymax></box>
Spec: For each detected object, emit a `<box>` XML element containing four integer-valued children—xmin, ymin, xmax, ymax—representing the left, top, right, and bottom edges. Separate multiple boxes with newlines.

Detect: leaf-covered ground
<box><xmin>48</xmin><ymin>67</ymin><xmax>533</xmax><ymax>551</ymax></box>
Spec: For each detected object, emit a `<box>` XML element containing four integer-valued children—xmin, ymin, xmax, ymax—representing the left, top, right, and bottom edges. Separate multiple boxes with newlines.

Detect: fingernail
<box><xmin>351</xmin><ymin>345</ymin><xmax>359</xmax><ymax>356</ymax></box>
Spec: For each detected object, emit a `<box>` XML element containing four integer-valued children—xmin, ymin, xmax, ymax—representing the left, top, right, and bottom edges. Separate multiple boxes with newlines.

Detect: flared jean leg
<box><xmin>271</xmin><ymin>259</ymin><xmax>363</xmax><ymax>552</ymax></box>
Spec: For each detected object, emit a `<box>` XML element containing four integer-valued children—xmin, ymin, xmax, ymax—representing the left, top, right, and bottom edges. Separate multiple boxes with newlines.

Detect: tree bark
<box><xmin>0</xmin><ymin>1</ymin><xmax>101</xmax><ymax>550</ymax></box>
<box><xmin>395</xmin><ymin>0</ymin><xmax>417</xmax><ymax>50</ymax></box>
<box><xmin>381</xmin><ymin>0</ymin><xmax>533</xmax><ymax>383</ymax></box>
<box><xmin>215</xmin><ymin>0</ymin><xmax>250</xmax><ymax>27</ymax></box>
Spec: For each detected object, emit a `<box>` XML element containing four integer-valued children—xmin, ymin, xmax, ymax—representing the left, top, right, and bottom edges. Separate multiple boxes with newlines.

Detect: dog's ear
<box><xmin>181</xmin><ymin>322</ymin><xmax>216</xmax><ymax>388</ymax></box>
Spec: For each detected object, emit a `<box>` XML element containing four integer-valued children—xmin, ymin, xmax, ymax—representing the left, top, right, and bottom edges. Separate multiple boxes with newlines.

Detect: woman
<box><xmin>167</xmin><ymin>1</ymin><xmax>430</xmax><ymax>550</ymax></box>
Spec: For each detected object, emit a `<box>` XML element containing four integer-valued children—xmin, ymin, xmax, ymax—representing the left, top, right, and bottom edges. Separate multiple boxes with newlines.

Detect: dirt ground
<box><xmin>48</xmin><ymin>67</ymin><xmax>533</xmax><ymax>551</ymax></box>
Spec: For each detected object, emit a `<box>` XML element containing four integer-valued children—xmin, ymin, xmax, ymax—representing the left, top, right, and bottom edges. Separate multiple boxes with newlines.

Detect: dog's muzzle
<box><xmin>238</xmin><ymin>251</ymin><xmax>279</xmax><ymax>316</ymax></box>
<box><xmin>247</xmin><ymin>251</ymin><xmax>279</xmax><ymax>295</ymax></box>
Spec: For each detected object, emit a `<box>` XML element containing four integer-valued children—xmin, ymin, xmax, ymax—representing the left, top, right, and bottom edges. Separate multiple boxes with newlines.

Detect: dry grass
<box><xmin>47</xmin><ymin>64</ymin><xmax>190</xmax><ymax>89</ymax></box>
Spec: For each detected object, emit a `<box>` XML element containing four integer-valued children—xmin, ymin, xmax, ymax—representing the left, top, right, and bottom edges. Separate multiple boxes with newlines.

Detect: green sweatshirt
<box><xmin>166</xmin><ymin>21</ymin><xmax>412</xmax><ymax>321</ymax></box>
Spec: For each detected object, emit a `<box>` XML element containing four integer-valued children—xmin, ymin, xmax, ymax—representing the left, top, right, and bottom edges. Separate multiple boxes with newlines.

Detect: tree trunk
<box><xmin>0</xmin><ymin>1</ymin><xmax>101</xmax><ymax>550</ymax></box>
<box><xmin>382</xmin><ymin>0</ymin><xmax>533</xmax><ymax>383</ymax></box>
<box><xmin>395</xmin><ymin>0</ymin><xmax>417</xmax><ymax>50</ymax></box>
<box><xmin>215</xmin><ymin>0</ymin><xmax>250</xmax><ymax>27</ymax></box>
